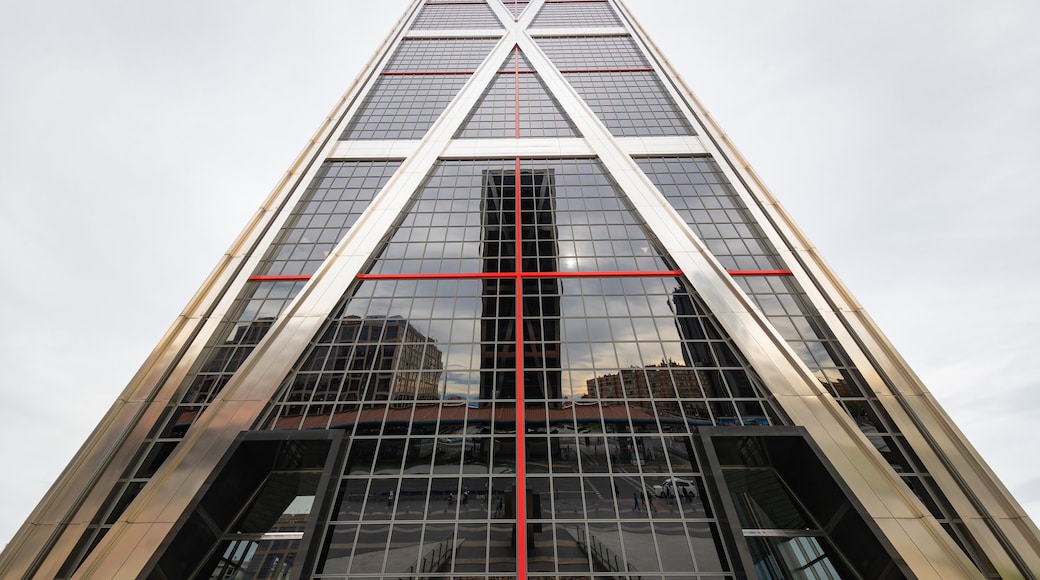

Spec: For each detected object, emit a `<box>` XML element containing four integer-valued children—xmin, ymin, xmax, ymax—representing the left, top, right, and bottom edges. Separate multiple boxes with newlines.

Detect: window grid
<box><xmin>384</xmin><ymin>38</ymin><xmax>499</xmax><ymax>72</ymax></box>
<box><xmin>62</xmin><ymin>160</ymin><xmax>403</xmax><ymax>575</ymax></box>
<box><xmin>530</xmin><ymin>1</ymin><xmax>622</xmax><ymax>28</ymax></box>
<box><xmin>412</xmin><ymin>2</ymin><xmax>504</xmax><ymax>30</ymax></box>
<box><xmin>566</xmin><ymin>72</ymin><xmax>695</xmax><ymax>137</ymax></box>
<box><xmin>734</xmin><ymin>274</ymin><xmax>993</xmax><ymax>570</ymax></box>
<box><xmin>43</xmin><ymin>0</ymin><xmax>991</xmax><ymax>575</ymax></box>
<box><xmin>314</xmin><ymin>429</ymin><xmax>732</xmax><ymax>578</ymax></box>
<box><xmin>535</xmin><ymin>36</ymin><xmax>650</xmax><ymax>70</ymax></box>
<box><xmin>341</xmin><ymin>74</ymin><xmax>471</xmax><ymax>140</ymax></box>
<box><xmin>457</xmin><ymin>71</ymin><xmax>580</xmax><ymax>139</ymax></box>
<box><xmin>637</xmin><ymin>156</ymin><xmax>783</xmax><ymax>271</ymax></box>
<box><xmin>266</xmin><ymin>276</ymin><xmax>780</xmax><ymax>422</ymax></box>
<box><xmin>257</xmin><ymin>161</ymin><xmax>401</xmax><ymax>276</ymax></box>
<box><xmin>261</xmin><ymin>153</ymin><xmax>784</xmax><ymax>577</ymax></box>
<box><xmin>640</xmin><ymin>155</ymin><xmax>993</xmax><ymax>573</ymax></box>
<box><xmin>62</xmin><ymin>280</ymin><xmax>308</xmax><ymax>577</ymax></box>
<box><xmin>367</xmin><ymin>160</ymin><xmax>673</xmax><ymax>276</ymax></box>
<box><xmin>497</xmin><ymin>0</ymin><xmax>531</xmax><ymax>19</ymax></box>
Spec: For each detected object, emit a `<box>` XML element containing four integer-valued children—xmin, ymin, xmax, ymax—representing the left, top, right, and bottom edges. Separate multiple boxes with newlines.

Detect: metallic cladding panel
<box><xmin>82</xmin><ymin>522</ymin><xmax>164</xmax><ymax>579</ymax></box>
<box><xmin>0</xmin><ymin>524</ymin><xmax>64</xmax><ymax>579</ymax></box>
<box><xmin>34</xmin><ymin>523</ymin><xmax>88</xmax><ymax>580</ymax></box>
<box><xmin>10</xmin><ymin>400</ymin><xmax>156</xmax><ymax>576</ymax></box>
<box><xmin>884</xmin><ymin>517</ymin><xmax>982</xmax><ymax>578</ymax></box>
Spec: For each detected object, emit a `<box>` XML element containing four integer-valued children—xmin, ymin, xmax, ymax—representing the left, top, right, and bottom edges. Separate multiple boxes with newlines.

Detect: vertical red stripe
<box><xmin>515</xmin><ymin>153</ymin><xmax>527</xmax><ymax>578</ymax></box>
<box><xmin>514</xmin><ymin>47</ymin><xmax>521</xmax><ymax>140</ymax></box>
<box><xmin>513</xmin><ymin>45</ymin><xmax>526</xmax><ymax>576</ymax></box>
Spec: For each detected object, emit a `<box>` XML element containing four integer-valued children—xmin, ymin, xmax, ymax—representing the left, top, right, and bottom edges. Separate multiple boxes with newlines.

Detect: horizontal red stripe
<box><xmin>382</xmin><ymin>68</ymin><xmax>654</xmax><ymax>77</ymax></box>
<box><xmin>359</xmin><ymin>272</ymin><xmax>508</xmax><ymax>280</ymax></box>
<box><xmin>357</xmin><ymin>270</ymin><xmax>683</xmax><ymax>280</ymax></box>
<box><xmin>523</xmin><ymin>270</ymin><xmax>683</xmax><ymax>278</ymax></box>
<box><xmin>249</xmin><ymin>271</ymin><xmax>787</xmax><ymax>282</ymax></box>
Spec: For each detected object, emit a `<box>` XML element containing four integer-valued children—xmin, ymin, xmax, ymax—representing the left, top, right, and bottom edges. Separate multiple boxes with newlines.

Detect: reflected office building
<box><xmin>480</xmin><ymin>169</ymin><xmax>562</xmax><ymax>404</ymax></box>
<box><xmin>4</xmin><ymin>1</ymin><xmax>1040</xmax><ymax>579</ymax></box>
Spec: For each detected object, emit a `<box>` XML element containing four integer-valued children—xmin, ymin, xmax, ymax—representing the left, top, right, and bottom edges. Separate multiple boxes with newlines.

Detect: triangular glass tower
<box><xmin>3</xmin><ymin>1</ymin><xmax>1038</xmax><ymax>578</ymax></box>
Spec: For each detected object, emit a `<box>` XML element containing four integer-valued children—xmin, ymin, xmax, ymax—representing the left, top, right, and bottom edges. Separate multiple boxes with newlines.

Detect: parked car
<box><xmin>651</xmin><ymin>477</ymin><xmax>696</xmax><ymax>498</ymax></box>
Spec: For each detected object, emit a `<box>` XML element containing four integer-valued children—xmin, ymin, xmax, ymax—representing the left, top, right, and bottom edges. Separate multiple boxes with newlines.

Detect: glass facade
<box><xmin>6</xmin><ymin>1</ymin><xmax>1036</xmax><ymax>579</ymax></box>
<box><xmin>531</xmin><ymin>1</ymin><xmax>622</xmax><ymax>29</ymax></box>
<box><xmin>457</xmin><ymin>52</ymin><xmax>580</xmax><ymax>139</ymax></box>
<box><xmin>412</xmin><ymin>2</ymin><xmax>504</xmax><ymax>31</ymax></box>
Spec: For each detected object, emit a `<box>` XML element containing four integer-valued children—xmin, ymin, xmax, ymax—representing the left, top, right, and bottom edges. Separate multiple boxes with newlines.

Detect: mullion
<box><xmin>512</xmin><ymin>45</ymin><xmax>529</xmax><ymax>579</ymax></box>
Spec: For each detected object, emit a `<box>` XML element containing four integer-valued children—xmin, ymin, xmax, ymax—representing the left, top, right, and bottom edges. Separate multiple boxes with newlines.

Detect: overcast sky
<box><xmin>1</xmin><ymin>0</ymin><xmax>1038</xmax><ymax>551</ymax></box>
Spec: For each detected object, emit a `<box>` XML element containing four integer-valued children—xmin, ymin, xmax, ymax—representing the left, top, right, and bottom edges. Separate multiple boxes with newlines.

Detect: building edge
<box><xmin>610</xmin><ymin>0</ymin><xmax>1040</xmax><ymax>575</ymax></box>
<box><xmin>0</xmin><ymin>2</ymin><xmax>425</xmax><ymax>578</ymax></box>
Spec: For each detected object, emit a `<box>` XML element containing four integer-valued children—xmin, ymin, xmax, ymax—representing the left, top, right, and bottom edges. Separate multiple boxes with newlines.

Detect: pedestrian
<box><xmin>632</xmin><ymin>492</ymin><xmax>640</xmax><ymax>511</ymax></box>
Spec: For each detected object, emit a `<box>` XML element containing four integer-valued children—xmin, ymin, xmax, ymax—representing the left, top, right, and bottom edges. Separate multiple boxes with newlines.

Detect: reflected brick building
<box><xmin>585</xmin><ymin>361</ymin><xmax>709</xmax><ymax>418</ymax></box>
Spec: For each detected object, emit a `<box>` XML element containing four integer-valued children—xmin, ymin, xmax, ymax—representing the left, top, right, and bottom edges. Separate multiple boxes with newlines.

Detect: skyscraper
<box><xmin>3</xmin><ymin>0</ymin><xmax>1038</xmax><ymax>578</ymax></box>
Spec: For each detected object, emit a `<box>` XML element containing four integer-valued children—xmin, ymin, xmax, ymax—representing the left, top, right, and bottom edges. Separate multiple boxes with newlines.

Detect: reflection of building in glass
<box><xmin>7</xmin><ymin>0</ymin><xmax>1038</xmax><ymax>578</ymax></box>
<box><xmin>585</xmin><ymin>360</ymin><xmax>708</xmax><ymax>417</ymax></box>
<box><xmin>314</xmin><ymin>315</ymin><xmax>443</xmax><ymax>403</ymax></box>
<box><xmin>276</xmin><ymin>315</ymin><xmax>444</xmax><ymax>421</ymax></box>
<box><xmin>480</xmin><ymin>169</ymin><xmax>561</xmax><ymax>402</ymax></box>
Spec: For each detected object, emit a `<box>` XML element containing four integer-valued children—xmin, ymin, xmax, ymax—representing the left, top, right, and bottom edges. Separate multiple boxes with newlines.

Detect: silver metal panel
<box><xmin>887</xmin><ymin>517</ymin><xmax>985</xmax><ymax>579</ymax></box>
<box><xmin>55</xmin><ymin>4</ymin><xmax>435</xmax><ymax>578</ymax></box>
<box><xmin>11</xmin><ymin>399</ymin><xmax>170</xmax><ymax>576</ymax></box>
<box><xmin>615</xmin><ymin>135</ymin><xmax>708</xmax><ymax>155</ymax></box>
<box><xmin>73</xmin><ymin>522</ymin><xmax>161</xmax><ymax>580</ymax></box>
<box><xmin>328</xmin><ymin>139</ymin><xmax>421</xmax><ymax>160</ymax></box>
<box><xmin>2</xmin><ymin>315</ymin><xmax>203</xmax><ymax>574</ymax></box>
<box><xmin>109</xmin><ymin>525</ymin><xmax>171</xmax><ymax>580</ymax></box>
<box><xmin>0</xmin><ymin>523</ymin><xmax>65</xmax><ymax>580</ymax></box>
<box><xmin>442</xmin><ymin>137</ymin><xmax>595</xmax><ymax>158</ymax></box>
<box><xmin>35</xmin><ymin>524</ymin><xmax>89</xmax><ymax>580</ymax></box>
